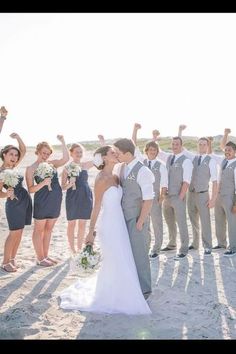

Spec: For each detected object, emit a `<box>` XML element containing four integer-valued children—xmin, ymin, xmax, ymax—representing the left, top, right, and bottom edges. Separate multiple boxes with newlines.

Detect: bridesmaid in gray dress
<box><xmin>0</xmin><ymin>130</ymin><xmax>30</xmax><ymax>273</ymax></box>
<box><xmin>26</xmin><ymin>135</ymin><xmax>69</xmax><ymax>267</ymax></box>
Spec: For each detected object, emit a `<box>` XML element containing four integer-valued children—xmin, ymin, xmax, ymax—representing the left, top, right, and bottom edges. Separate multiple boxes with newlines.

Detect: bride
<box><xmin>59</xmin><ymin>145</ymin><xmax>151</xmax><ymax>315</ymax></box>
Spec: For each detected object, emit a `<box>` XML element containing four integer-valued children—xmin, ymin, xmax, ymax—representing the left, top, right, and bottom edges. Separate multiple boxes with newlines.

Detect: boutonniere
<box><xmin>127</xmin><ymin>173</ymin><xmax>136</xmax><ymax>181</ymax></box>
<box><xmin>174</xmin><ymin>163</ymin><xmax>180</xmax><ymax>168</ymax></box>
<box><xmin>152</xmin><ymin>167</ymin><xmax>160</xmax><ymax>172</ymax></box>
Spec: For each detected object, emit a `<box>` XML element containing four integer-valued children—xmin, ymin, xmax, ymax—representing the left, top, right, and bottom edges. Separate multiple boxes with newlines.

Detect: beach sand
<box><xmin>1</xmin><ymin>149</ymin><xmax>236</xmax><ymax>339</ymax></box>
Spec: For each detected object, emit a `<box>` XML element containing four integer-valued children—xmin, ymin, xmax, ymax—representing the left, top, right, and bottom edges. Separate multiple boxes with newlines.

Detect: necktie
<box><xmin>222</xmin><ymin>160</ymin><xmax>228</xmax><ymax>170</ymax></box>
<box><xmin>170</xmin><ymin>155</ymin><xmax>175</xmax><ymax>166</ymax></box>
<box><xmin>198</xmin><ymin>155</ymin><xmax>202</xmax><ymax>166</ymax></box>
<box><xmin>148</xmin><ymin>160</ymin><xmax>152</xmax><ymax>169</ymax></box>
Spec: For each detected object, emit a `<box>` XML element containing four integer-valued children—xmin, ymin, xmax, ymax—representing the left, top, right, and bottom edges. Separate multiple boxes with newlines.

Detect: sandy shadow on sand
<box><xmin>0</xmin><ymin>261</ymin><xmax>70</xmax><ymax>339</ymax></box>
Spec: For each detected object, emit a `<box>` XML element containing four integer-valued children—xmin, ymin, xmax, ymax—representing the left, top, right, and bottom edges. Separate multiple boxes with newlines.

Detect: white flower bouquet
<box><xmin>70</xmin><ymin>244</ymin><xmax>101</xmax><ymax>277</ymax></box>
<box><xmin>0</xmin><ymin>169</ymin><xmax>20</xmax><ymax>200</ymax></box>
<box><xmin>34</xmin><ymin>162</ymin><xmax>54</xmax><ymax>191</ymax></box>
<box><xmin>65</xmin><ymin>162</ymin><xmax>81</xmax><ymax>190</ymax></box>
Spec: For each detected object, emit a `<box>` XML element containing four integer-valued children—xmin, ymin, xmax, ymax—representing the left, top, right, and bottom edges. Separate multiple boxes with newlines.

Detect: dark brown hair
<box><xmin>0</xmin><ymin>145</ymin><xmax>21</xmax><ymax>161</ymax></box>
<box><xmin>172</xmin><ymin>136</ymin><xmax>183</xmax><ymax>145</ymax></box>
<box><xmin>113</xmin><ymin>138</ymin><xmax>135</xmax><ymax>155</ymax></box>
<box><xmin>226</xmin><ymin>141</ymin><xmax>236</xmax><ymax>151</ymax></box>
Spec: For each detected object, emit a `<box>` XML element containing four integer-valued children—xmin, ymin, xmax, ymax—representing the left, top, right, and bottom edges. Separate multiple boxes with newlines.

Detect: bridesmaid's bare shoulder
<box><xmin>26</xmin><ymin>161</ymin><xmax>38</xmax><ymax>173</ymax></box>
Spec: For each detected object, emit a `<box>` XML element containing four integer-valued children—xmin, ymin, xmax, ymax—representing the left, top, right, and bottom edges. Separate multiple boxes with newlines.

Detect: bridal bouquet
<box><xmin>65</xmin><ymin>162</ymin><xmax>81</xmax><ymax>190</ymax></box>
<box><xmin>0</xmin><ymin>169</ymin><xmax>20</xmax><ymax>200</ymax></box>
<box><xmin>34</xmin><ymin>162</ymin><xmax>54</xmax><ymax>191</ymax></box>
<box><xmin>70</xmin><ymin>244</ymin><xmax>101</xmax><ymax>277</ymax></box>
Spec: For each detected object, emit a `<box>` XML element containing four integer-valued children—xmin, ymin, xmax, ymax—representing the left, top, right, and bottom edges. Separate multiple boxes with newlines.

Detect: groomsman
<box><xmin>177</xmin><ymin>125</ymin><xmax>218</xmax><ymax>255</ymax></box>
<box><xmin>161</xmin><ymin>136</ymin><xmax>193</xmax><ymax>260</ymax></box>
<box><xmin>184</xmin><ymin>149</ymin><xmax>218</xmax><ymax>254</ymax></box>
<box><xmin>132</xmin><ymin>123</ymin><xmax>168</xmax><ymax>259</ymax></box>
<box><xmin>212</xmin><ymin>139</ymin><xmax>236</xmax><ymax>256</ymax></box>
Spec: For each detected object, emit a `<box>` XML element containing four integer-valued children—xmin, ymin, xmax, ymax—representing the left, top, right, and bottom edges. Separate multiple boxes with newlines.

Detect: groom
<box><xmin>114</xmin><ymin>138</ymin><xmax>154</xmax><ymax>299</ymax></box>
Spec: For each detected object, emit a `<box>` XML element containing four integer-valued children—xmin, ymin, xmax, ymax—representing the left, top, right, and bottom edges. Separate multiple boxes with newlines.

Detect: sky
<box><xmin>1</xmin><ymin>13</ymin><xmax>236</xmax><ymax>147</ymax></box>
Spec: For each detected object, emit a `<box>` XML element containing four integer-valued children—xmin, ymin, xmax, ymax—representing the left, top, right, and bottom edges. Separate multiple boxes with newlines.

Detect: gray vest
<box><xmin>219</xmin><ymin>159</ymin><xmax>236</xmax><ymax>196</ymax></box>
<box><xmin>143</xmin><ymin>159</ymin><xmax>161</xmax><ymax>199</ymax></box>
<box><xmin>166</xmin><ymin>154</ymin><xmax>187</xmax><ymax>196</ymax></box>
<box><xmin>120</xmin><ymin>161</ymin><xmax>143</xmax><ymax>221</ymax></box>
<box><xmin>189</xmin><ymin>155</ymin><xmax>211</xmax><ymax>192</ymax></box>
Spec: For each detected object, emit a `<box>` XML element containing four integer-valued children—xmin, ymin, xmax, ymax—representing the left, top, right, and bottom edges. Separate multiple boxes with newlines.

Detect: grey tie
<box><xmin>198</xmin><ymin>155</ymin><xmax>202</xmax><ymax>166</ymax></box>
<box><xmin>170</xmin><ymin>155</ymin><xmax>175</xmax><ymax>166</ymax></box>
<box><xmin>222</xmin><ymin>160</ymin><xmax>228</xmax><ymax>170</ymax></box>
<box><xmin>148</xmin><ymin>160</ymin><xmax>152</xmax><ymax>169</ymax></box>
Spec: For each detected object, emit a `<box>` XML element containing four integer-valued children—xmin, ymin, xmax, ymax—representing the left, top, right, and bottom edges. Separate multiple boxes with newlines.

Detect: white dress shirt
<box><xmin>134</xmin><ymin>147</ymin><xmax>168</xmax><ymax>189</ymax></box>
<box><xmin>124</xmin><ymin>157</ymin><xmax>155</xmax><ymax>200</ymax></box>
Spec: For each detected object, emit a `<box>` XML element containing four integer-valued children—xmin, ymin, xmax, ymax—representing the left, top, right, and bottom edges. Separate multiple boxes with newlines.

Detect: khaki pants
<box><xmin>147</xmin><ymin>198</ymin><xmax>163</xmax><ymax>254</ymax></box>
<box><xmin>187</xmin><ymin>191</ymin><xmax>212</xmax><ymax>250</ymax></box>
<box><xmin>163</xmin><ymin>195</ymin><xmax>189</xmax><ymax>255</ymax></box>
<box><xmin>126</xmin><ymin>218</ymin><xmax>152</xmax><ymax>294</ymax></box>
<box><xmin>215</xmin><ymin>194</ymin><xmax>236</xmax><ymax>251</ymax></box>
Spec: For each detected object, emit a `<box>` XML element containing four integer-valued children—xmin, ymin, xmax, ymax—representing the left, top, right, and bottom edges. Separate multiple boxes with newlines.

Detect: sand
<box><xmin>1</xmin><ymin>149</ymin><xmax>236</xmax><ymax>339</ymax></box>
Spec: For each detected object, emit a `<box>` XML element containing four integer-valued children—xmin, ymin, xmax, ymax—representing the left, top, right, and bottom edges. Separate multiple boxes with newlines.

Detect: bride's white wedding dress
<box><xmin>60</xmin><ymin>185</ymin><xmax>151</xmax><ymax>315</ymax></box>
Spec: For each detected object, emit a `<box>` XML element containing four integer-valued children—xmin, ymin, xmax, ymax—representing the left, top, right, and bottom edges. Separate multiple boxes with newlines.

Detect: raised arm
<box><xmin>177</xmin><ymin>125</ymin><xmax>195</xmax><ymax>160</ymax></box>
<box><xmin>85</xmin><ymin>177</ymin><xmax>107</xmax><ymax>245</ymax></box>
<box><xmin>0</xmin><ymin>106</ymin><xmax>8</xmax><ymax>134</ymax></box>
<box><xmin>98</xmin><ymin>134</ymin><xmax>105</xmax><ymax>146</ymax></box>
<box><xmin>152</xmin><ymin>129</ymin><xmax>160</xmax><ymax>142</ymax></box>
<box><xmin>49</xmin><ymin>135</ymin><xmax>69</xmax><ymax>168</ymax></box>
<box><xmin>131</xmin><ymin>123</ymin><xmax>141</xmax><ymax>146</ymax></box>
<box><xmin>207</xmin><ymin>136</ymin><xmax>214</xmax><ymax>154</ymax></box>
<box><xmin>220</xmin><ymin>128</ymin><xmax>231</xmax><ymax>151</ymax></box>
<box><xmin>9</xmin><ymin>133</ymin><xmax>26</xmax><ymax>166</ymax></box>
<box><xmin>178</xmin><ymin>124</ymin><xmax>187</xmax><ymax>138</ymax></box>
